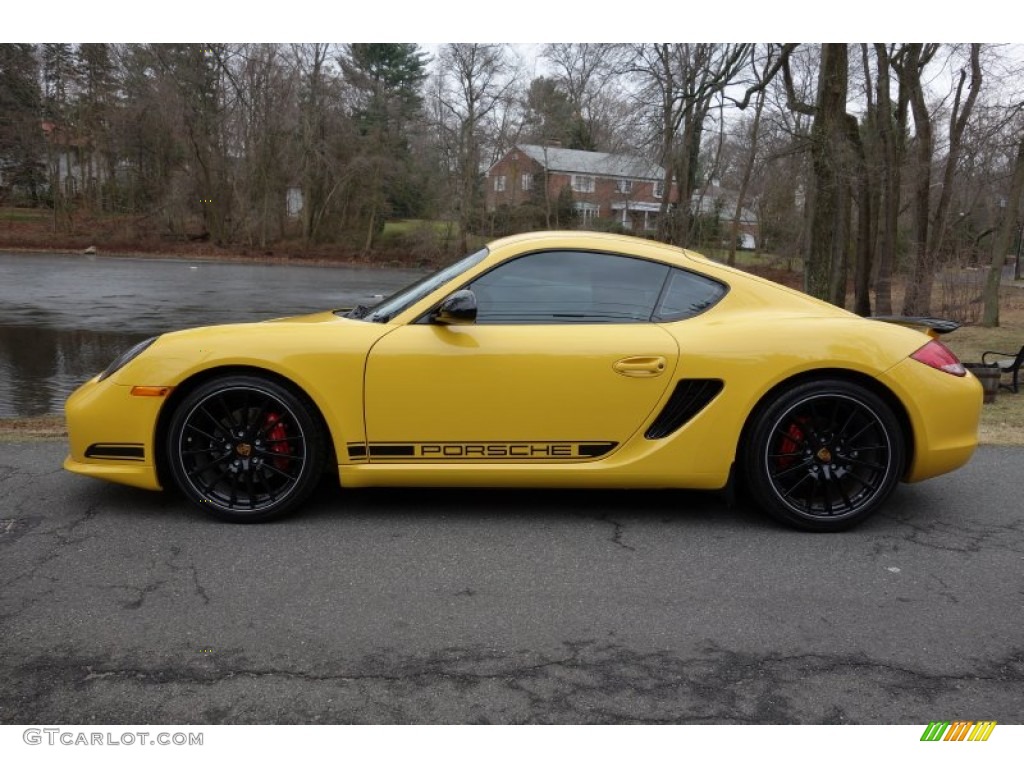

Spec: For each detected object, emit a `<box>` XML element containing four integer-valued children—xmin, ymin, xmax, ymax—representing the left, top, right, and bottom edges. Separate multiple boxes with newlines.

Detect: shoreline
<box><xmin>0</xmin><ymin>415</ymin><xmax>67</xmax><ymax>441</ymax></box>
<box><xmin>0</xmin><ymin>244</ymin><xmax>430</xmax><ymax>270</ymax></box>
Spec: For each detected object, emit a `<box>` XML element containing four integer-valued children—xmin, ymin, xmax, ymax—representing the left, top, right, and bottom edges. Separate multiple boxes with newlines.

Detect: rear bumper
<box><xmin>880</xmin><ymin>358</ymin><xmax>982</xmax><ymax>482</ymax></box>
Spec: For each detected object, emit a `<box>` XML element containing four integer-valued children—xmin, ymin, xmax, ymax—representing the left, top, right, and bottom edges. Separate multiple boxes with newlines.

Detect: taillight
<box><xmin>910</xmin><ymin>340</ymin><xmax>966</xmax><ymax>376</ymax></box>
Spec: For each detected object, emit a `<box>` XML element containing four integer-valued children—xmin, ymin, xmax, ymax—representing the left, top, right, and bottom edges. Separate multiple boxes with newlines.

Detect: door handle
<box><xmin>613</xmin><ymin>356</ymin><xmax>667</xmax><ymax>377</ymax></box>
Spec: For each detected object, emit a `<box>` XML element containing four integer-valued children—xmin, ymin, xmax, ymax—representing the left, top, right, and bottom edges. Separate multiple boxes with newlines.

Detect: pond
<box><xmin>0</xmin><ymin>252</ymin><xmax>425</xmax><ymax>418</ymax></box>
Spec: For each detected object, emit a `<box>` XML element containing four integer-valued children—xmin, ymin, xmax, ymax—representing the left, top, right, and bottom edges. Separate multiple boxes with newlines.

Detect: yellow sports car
<box><xmin>64</xmin><ymin>231</ymin><xmax>982</xmax><ymax>531</ymax></box>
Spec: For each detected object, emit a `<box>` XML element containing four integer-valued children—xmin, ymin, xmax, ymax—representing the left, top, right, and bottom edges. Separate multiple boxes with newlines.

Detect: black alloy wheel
<box><xmin>166</xmin><ymin>375</ymin><xmax>327</xmax><ymax>522</ymax></box>
<box><xmin>743</xmin><ymin>379</ymin><xmax>905</xmax><ymax>531</ymax></box>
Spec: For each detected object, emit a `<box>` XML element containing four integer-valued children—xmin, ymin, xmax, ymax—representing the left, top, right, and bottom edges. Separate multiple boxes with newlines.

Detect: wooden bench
<box><xmin>982</xmin><ymin>345</ymin><xmax>1024</xmax><ymax>393</ymax></box>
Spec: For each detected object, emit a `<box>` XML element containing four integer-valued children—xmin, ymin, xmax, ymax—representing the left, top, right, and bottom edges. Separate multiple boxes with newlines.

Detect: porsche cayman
<box><xmin>64</xmin><ymin>231</ymin><xmax>982</xmax><ymax>531</ymax></box>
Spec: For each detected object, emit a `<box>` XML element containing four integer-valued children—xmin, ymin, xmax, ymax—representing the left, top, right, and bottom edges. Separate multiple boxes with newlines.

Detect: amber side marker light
<box><xmin>130</xmin><ymin>386</ymin><xmax>174</xmax><ymax>397</ymax></box>
<box><xmin>911</xmin><ymin>340</ymin><xmax>966</xmax><ymax>376</ymax></box>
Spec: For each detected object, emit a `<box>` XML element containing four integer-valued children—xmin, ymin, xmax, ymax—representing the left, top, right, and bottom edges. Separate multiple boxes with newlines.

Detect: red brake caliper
<box><xmin>264</xmin><ymin>413</ymin><xmax>291</xmax><ymax>470</ymax></box>
<box><xmin>776</xmin><ymin>419</ymin><xmax>806</xmax><ymax>469</ymax></box>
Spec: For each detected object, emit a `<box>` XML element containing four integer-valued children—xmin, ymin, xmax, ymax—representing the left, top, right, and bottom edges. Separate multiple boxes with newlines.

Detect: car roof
<box><xmin>487</xmin><ymin>230</ymin><xmax>698</xmax><ymax>265</ymax></box>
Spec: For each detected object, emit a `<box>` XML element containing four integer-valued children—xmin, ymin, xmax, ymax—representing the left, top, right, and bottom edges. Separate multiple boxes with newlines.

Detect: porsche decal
<box><xmin>346</xmin><ymin>441</ymin><xmax>616</xmax><ymax>461</ymax></box>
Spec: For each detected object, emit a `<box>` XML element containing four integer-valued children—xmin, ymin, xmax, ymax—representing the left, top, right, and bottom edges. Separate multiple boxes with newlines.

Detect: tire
<box><xmin>742</xmin><ymin>379</ymin><xmax>905</xmax><ymax>532</ymax></box>
<box><xmin>166</xmin><ymin>375</ymin><xmax>327</xmax><ymax>523</ymax></box>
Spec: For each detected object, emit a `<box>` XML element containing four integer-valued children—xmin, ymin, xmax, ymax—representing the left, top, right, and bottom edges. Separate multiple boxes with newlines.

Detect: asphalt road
<box><xmin>1</xmin><ymin>441</ymin><xmax>1021</xmax><ymax>724</ymax></box>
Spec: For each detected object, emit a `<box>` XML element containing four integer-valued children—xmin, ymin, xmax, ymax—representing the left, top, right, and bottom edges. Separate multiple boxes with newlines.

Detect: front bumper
<box><xmin>63</xmin><ymin>375</ymin><xmax>166</xmax><ymax>491</ymax></box>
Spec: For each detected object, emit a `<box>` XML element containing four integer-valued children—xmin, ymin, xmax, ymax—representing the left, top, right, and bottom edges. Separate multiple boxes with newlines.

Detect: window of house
<box><xmin>616</xmin><ymin>179</ymin><xmax>632</xmax><ymax>194</ymax></box>
<box><xmin>653</xmin><ymin>180</ymin><xmax>665</xmax><ymax>198</ymax></box>
<box><xmin>521</xmin><ymin>173</ymin><xmax>532</xmax><ymax>191</ymax></box>
<box><xmin>468</xmin><ymin>250</ymin><xmax>671</xmax><ymax>324</ymax></box>
<box><xmin>493</xmin><ymin>175</ymin><xmax>507</xmax><ymax>192</ymax></box>
<box><xmin>571</xmin><ymin>174</ymin><xmax>595</xmax><ymax>193</ymax></box>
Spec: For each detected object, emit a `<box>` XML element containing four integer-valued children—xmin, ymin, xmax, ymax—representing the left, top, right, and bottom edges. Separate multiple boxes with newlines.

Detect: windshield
<box><xmin>341</xmin><ymin>247</ymin><xmax>489</xmax><ymax>323</ymax></box>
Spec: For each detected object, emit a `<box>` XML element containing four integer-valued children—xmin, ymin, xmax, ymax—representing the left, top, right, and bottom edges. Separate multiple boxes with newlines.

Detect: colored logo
<box><xmin>920</xmin><ymin>721</ymin><xmax>996</xmax><ymax>741</ymax></box>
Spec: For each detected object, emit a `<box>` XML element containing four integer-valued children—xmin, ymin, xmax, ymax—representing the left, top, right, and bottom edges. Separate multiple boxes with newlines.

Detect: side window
<box><xmin>470</xmin><ymin>250</ymin><xmax>670</xmax><ymax>324</ymax></box>
<box><xmin>653</xmin><ymin>268</ymin><xmax>727</xmax><ymax>322</ymax></box>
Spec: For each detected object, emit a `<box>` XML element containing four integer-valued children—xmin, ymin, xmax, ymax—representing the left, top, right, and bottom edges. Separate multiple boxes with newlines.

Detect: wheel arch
<box><xmin>153</xmin><ymin>365</ymin><xmax>339</xmax><ymax>489</ymax></box>
<box><xmin>734</xmin><ymin>368</ymin><xmax>915</xmax><ymax>481</ymax></box>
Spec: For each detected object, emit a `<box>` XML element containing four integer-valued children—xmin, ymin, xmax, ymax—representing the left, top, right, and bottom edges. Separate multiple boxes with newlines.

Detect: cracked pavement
<box><xmin>1</xmin><ymin>441</ymin><xmax>1022</xmax><ymax>723</ymax></box>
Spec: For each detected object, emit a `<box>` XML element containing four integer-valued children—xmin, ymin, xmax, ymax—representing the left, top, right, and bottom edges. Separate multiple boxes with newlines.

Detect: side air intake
<box><xmin>645</xmin><ymin>379</ymin><xmax>724</xmax><ymax>439</ymax></box>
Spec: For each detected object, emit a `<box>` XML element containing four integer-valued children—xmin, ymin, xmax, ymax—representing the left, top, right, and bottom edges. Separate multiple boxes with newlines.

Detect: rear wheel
<box><xmin>743</xmin><ymin>379</ymin><xmax>905</xmax><ymax>531</ymax></box>
<box><xmin>166</xmin><ymin>375</ymin><xmax>326</xmax><ymax>522</ymax></box>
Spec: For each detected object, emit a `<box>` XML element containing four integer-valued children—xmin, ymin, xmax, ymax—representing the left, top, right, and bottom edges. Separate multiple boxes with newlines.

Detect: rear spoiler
<box><xmin>869</xmin><ymin>316</ymin><xmax>960</xmax><ymax>338</ymax></box>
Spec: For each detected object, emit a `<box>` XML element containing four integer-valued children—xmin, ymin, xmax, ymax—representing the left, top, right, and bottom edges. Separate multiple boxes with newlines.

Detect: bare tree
<box><xmin>897</xmin><ymin>44</ymin><xmax>983</xmax><ymax>316</ymax></box>
<box><xmin>434</xmin><ymin>43</ymin><xmax>518</xmax><ymax>253</ymax></box>
<box><xmin>541</xmin><ymin>43</ymin><xmax>624</xmax><ymax>151</ymax></box>
<box><xmin>982</xmin><ymin>132</ymin><xmax>1024</xmax><ymax>326</ymax></box>
<box><xmin>288</xmin><ymin>44</ymin><xmax>366</xmax><ymax>247</ymax></box>
<box><xmin>74</xmin><ymin>43</ymin><xmax>117</xmax><ymax>212</ymax></box>
<box><xmin>848</xmin><ymin>44</ymin><xmax>876</xmax><ymax>316</ymax></box>
<box><xmin>783</xmin><ymin>43</ymin><xmax>860</xmax><ymax>304</ymax></box>
<box><xmin>628</xmin><ymin>44</ymin><xmax>752</xmax><ymax>245</ymax></box>
<box><xmin>742</xmin><ymin>46</ymin><xmax>816</xmax><ymax>264</ymax></box>
<box><xmin>724</xmin><ymin>45</ymin><xmax>782</xmax><ymax>265</ymax></box>
<box><xmin>41</xmin><ymin>43</ymin><xmax>76</xmax><ymax>231</ymax></box>
<box><xmin>871</xmin><ymin>44</ymin><xmax>911</xmax><ymax>315</ymax></box>
<box><xmin>222</xmin><ymin>44</ymin><xmax>296</xmax><ymax>248</ymax></box>
<box><xmin>146</xmin><ymin>44</ymin><xmax>240</xmax><ymax>245</ymax></box>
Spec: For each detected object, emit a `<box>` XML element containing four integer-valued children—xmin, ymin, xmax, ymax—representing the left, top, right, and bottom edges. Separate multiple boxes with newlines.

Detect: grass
<box><xmin>942</xmin><ymin>283</ymin><xmax>1024</xmax><ymax>444</ymax></box>
<box><xmin>381</xmin><ymin>219</ymin><xmax>459</xmax><ymax>237</ymax></box>
<box><xmin>973</xmin><ymin>396</ymin><xmax>1024</xmax><ymax>445</ymax></box>
<box><xmin>0</xmin><ymin>206</ymin><xmax>49</xmax><ymax>223</ymax></box>
<box><xmin>700</xmin><ymin>246</ymin><xmax>804</xmax><ymax>272</ymax></box>
<box><xmin>940</xmin><ymin>290</ymin><xmax>1024</xmax><ymax>363</ymax></box>
<box><xmin>378</xmin><ymin>219</ymin><xmax>463</xmax><ymax>248</ymax></box>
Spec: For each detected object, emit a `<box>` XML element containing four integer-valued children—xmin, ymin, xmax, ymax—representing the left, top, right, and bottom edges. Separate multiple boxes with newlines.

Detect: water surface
<box><xmin>0</xmin><ymin>252</ymin><xmax>425</xmax><ymax>417</ymax></box>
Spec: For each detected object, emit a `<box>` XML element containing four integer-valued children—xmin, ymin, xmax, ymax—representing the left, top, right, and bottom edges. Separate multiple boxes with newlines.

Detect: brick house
<box><xmin>485</xmin><ymin>144</ymin><xmax>676</xmax><ymax>232</ymax></box>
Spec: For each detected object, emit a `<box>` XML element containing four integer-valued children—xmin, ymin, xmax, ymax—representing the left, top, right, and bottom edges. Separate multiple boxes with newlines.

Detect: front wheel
<box><xmin>166</xmin><ymin>375</ymin><xmax>327</xmax><ymax>523</ymax></box>
<box><xmin>743</xmin><ymin>379</ymin><xmax>905</xmax><ymax>532</ymax></box>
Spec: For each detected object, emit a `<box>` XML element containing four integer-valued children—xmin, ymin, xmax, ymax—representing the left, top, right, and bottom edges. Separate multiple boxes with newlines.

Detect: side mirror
<box><xmin>432</xmin><ymin>289</ymin><xmax>478</xmax><ymax>325</ymax></box>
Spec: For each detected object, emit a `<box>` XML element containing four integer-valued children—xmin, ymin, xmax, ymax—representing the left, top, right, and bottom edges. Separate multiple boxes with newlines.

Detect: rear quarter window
<box><xmin>653</xmin><ymin>268</ymin><xmax>727</xmax><ymax>322</ymax></box>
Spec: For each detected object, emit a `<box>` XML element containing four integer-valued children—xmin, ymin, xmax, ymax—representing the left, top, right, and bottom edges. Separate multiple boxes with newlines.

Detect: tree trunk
<box><xmin>849</xmin><ymin>45</ymin><xmax>876</xmax><ymax>317</ymax></box>
<box><xmin>804</xmin><ymin>44</ymin><xmax>853</xmax><ymax>303</ymax></box>
<box><xmin>727</xmin><ymin>87</ymin><xmax>765</xmax><ymax>266</ymax></box>
<box><xmin>674</xmin><ymin>102</ymin><xmax>703</xmax><ymax>246</ymax></box>
<box><xmin>981</xmin><ymin>136</ymin><xmax>1024</xmax><ymax>326</ymax></box>
<box><xmin>899</xmin><ymin>44</ymin><xmax>938</xmax><ymax>316</ymax></box>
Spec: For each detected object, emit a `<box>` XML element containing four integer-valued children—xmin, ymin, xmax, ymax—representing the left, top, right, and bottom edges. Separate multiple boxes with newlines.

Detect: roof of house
<box><xmin>513</xmin><ymin>144</ymin><xmax>665</xmax><ymax>181</ymax></box>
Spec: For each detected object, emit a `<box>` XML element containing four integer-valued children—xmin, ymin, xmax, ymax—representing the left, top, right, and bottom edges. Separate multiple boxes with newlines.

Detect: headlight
<box><xmin>98</xmin><ymin>336</ymin><xmax>159</xmax><ymax>382</ymax></box>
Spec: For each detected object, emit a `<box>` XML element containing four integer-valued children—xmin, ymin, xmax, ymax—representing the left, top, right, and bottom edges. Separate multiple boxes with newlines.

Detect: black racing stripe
<box><xmin>577</xmin><ymin>442</ymin><xmax>617</xmax><ymax>458</ymax></box>
<box><xmin>368</xmin><ymin>444</ymin><xmax>416</xmax><ymax>457</ymax></box>
<box><xmin>85</xmin><ymin>443</ymin><xmax>145</xmax><ymax>461</ymax></box>
<box><xmin>346</xmin><ymin>444</ymin><xmax>367</xmax><ymax>458</ymax></box>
